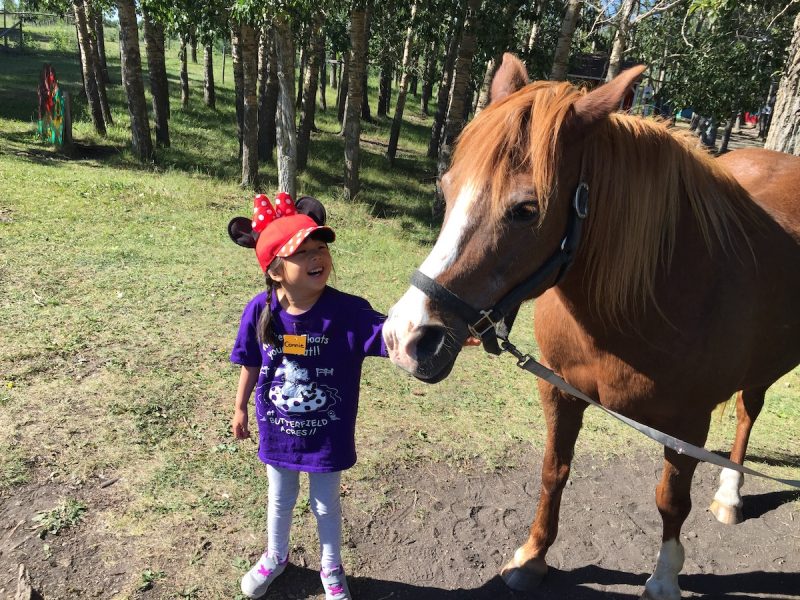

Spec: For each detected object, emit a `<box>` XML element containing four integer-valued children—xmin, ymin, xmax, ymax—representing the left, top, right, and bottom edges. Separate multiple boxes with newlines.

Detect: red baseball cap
<box><xmin>255</xmin><ymin>213</ymin><xmax>335</xmax><ymax>271</ymax></box>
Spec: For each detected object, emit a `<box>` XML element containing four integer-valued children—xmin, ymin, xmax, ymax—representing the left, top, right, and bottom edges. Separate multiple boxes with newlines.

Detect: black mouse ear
<box><xmin>228</xmin><ymin>217</ymin><xmax>257</xmax><ymax>248</ymax></box>
<box><xmin>296</xmin><ymin>196</ymin><xmax>327</xmax><ymax>226</ymax></box>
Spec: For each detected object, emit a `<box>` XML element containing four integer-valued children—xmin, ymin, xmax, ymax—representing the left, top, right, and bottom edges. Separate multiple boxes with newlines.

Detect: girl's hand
<box><xmin>464</xmin><ymin>336</ymin><xmax>481</xmax><ymax>346</ymax></box>
<box><xmin>232</xmin><ymin>408</ymin><xmax>250</xmax><ymax>439</ymax></box>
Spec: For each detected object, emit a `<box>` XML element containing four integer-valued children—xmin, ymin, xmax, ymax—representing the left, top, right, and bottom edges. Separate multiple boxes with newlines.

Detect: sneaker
<box><xmin>240</xmin><ymin>552</ymin><xmax>288</xmax><ymax>599</ymax></box>
<box><xmin>320</xmin><ymin>565</ymin><xmax>351</xmax><ymax>600</ymax></box>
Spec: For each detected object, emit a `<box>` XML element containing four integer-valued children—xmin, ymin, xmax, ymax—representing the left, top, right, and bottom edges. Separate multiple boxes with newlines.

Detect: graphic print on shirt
<box><xmin>264</xmin><ymin>358</ymin><xmax>341</xmax><ymax>426</ymax></box>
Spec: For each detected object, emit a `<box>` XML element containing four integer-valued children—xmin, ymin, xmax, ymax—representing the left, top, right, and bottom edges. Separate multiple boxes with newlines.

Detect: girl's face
<box><xmin>269</xmin><ymin>236</ymin><xmax>332</xmax><ymax>296</ymax></box>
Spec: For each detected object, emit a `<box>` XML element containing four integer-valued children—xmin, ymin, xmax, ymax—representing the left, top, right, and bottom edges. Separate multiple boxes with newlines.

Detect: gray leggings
<box><xmin>266</xmin><ymin>464</ymin><xmax>342</xmax><ymax>570</ymax></box>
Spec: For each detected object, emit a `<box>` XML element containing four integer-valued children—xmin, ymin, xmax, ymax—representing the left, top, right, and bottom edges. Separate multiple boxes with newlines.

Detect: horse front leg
<box><xmin>501</xmin><ymin>383</ymin><xmax>586</xmax><ymax>591</ymax></box>
<box><xmin>709</xmin><ymin>386</ymin><xmax>767</xmax><ymax>525</ymax></box>
<box><xmin>643</xmin><ymin>432</ymin><xmax>707</xmax><ymax>600</ymax></box>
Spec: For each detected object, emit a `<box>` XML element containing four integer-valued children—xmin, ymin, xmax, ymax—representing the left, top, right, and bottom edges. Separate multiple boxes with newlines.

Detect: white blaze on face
<box><xmin>383</xmin><ymin>181</ymin><xmax>479</xmax><ymax>370</ymax></box>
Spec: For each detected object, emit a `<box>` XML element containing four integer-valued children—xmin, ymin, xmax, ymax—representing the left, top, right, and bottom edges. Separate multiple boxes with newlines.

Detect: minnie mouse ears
<box><xmin>228</xmin><ymin>194</ymin><xmax>329</xmax><ymax>249</ymax></box>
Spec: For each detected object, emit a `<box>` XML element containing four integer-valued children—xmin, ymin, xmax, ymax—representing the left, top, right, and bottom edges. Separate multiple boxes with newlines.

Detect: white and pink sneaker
<box><xmin>320</xmin><ymin>564</ymin><xmax>351</xmax><ymax>600</ymax></box>
<box><xmin>240</xmin><ymin>552</ymin><xmax>288</xmax><ymax>599</ymax></box>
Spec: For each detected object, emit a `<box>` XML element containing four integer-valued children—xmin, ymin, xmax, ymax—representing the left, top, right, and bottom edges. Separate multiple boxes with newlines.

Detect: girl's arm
<box><xmin>232</xmin><ymin>365</ymin><xmax>260</xmax><ymax>439</ymax></box>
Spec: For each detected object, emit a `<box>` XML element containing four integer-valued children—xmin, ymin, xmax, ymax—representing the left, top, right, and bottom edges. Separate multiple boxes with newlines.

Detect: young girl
<box><xmin>228</xmin><ymin>193</ymin><xmax>387</xmax><ymax>600</ymax></box>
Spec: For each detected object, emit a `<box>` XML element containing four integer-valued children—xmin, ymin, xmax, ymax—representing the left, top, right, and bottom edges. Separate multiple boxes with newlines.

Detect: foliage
<box><xmin>32</xmin><ymin>499</ymin><xmax>87</xmax><ymax>538</ymax></box>
<box><xmin>637</xmin><ymin>0</ymin><xmax>799</xmax><ymax>119</ymax></box>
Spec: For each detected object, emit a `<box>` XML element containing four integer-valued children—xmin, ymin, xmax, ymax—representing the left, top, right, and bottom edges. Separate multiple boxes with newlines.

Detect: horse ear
<box><xmin>569</xmin><ymin>65</ymin><xmax>647</xmax><ymax>131</ymax></box>
<box><xmin>228</xmin><ymin>217</ymin><xmax>257</xmax><ymax>248</ymax></box>
<box><xmin>490</xmin><ymin>53</ymin><xmax>529</xmax><ymax>105</ymax></box>
<box><xmin>296</xmin><ymin>195</ymin><xmax>327</xmax><ymax>226</ymax></box>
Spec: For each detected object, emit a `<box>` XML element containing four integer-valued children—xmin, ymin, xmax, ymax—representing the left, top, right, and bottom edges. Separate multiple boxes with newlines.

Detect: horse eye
<box><xmin>508</xmin><ymin>200</ymin><xmax>540</xmax><ymax>223</ymax></box>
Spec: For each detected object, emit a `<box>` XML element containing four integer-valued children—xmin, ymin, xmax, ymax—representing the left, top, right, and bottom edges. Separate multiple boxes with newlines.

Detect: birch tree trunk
<box><xmin>231</xmin><ymin>24</ymin><xmax>244</xmax><ymax>158</ymax></box>
<box><xmin>204</xmin><ymin>44</ymin><xmax>216</xmax><ymax>108</ymax></box>
<box><xmin>241</xmin><ymin>23</ymin><xmax>259</xmax><ymax>187</ymax></box>
<box><xmin>117</xmin><ymin>0</ymin><xmax>152</xmax><ymax>161</ymax></box>
<box><xmin>85</xmin><ymin>0</ymin><xmax>112</xmax><ymax>125</ymax></box>
<box><xmin>420</xmin><ymin>39</ymin><xmax>437</xmax><ymax>115</ymax></box>
<box><xmin>427</xmin><ymin>16</ymin><xmax>462</xmax><ymax>158</ymax></box>
<box><xmin>344</xmin><ymin>5</ymin><xmax>368</xmax><ymax>200</ymax></box>
<box><xmin>337</xmin><ymin>52</ymin><xmax>349</xmax><ymax>123</ymax></box>
<box><xmin>435</xmin><ymin>0</ymin><xmax>481</xmax><ymax>211</ymax></box>
<box><xmin>72</xmin><ymin>0</ymin><xmax>105</xmax><ymax>135</ymax></box>
<box><xmin>274</xmin><ymin>16</ymin><xmax>298</xmax><ymax>198</ymax></box>
<box><xmin>387</xmin><ymin>0</ymin><xmax>417</xmax><ymax>164</ymax></box>
<box><xmin>605</xmin><ymin>0</ymin><xmax>637</xmax><ymax>81</ymax></box>
<box><xmin>319</xmin><ymin>45</ymin><xmax>327</xmax><ymax>111</ymax></box>
<box><xmin>550</xmin><ymin>0</ymin><xmax>583</xmax><ymax>81</ymax></box>
<box><xmin>91</xmin><ymin>5</ymin><xmax>109</xmax><ymax>84</ymax></box>
<box><xmin>180</xmin><ymin>34</ymin><xmax>189</xmax><ymax>108</ymax></box>
<box><xmin>298</xmin><ymin>10</ymin><xmax>324</xmax><ymax>171</ymax></box>
<box><xmin>359</xmin><ymin>6</ymin><xmax>373</xmax><ymax>124</ymax></box>
<box><xmin>142</xmin><ymin>7</ymin><xmax>169</xmax><ymax>147</ymax></box>
<box><xmin>766</xmin><ymin>12</ymin><xmax>800</xmax><ymax>155</ymax></box>
<box><xmin>258</xmin><ymin>27</ymin><xmax>279</xmax><ymax>162</ymax></box>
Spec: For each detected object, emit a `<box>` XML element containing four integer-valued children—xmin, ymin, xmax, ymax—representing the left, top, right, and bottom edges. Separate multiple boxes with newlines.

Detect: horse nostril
<box><xmin>416</xmin><ymin>325</ymin><xmax>449</xmax><ymax>361</ymax></box>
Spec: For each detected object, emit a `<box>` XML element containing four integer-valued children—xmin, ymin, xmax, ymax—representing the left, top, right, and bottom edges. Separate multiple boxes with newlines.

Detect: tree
<box><xmin>344</xmin><ymin>3</ymin><xmax>368</xmax><ymax>200</ymax></box>
<box><xmin>387</xmin><ymin>0</ymin><xmax>418</xmax><ymax>165</ymax></box>
<box><xmin>258</xmin><ymin>26</ymin><xmax>279</xmax><ymax>161</ymax></box>
<box><xmin>117</xmin><ymin>0</ymin><xmax>153</xmax><ymax>161</ymax></box>
<box><xmin>142</xmin><ymin>4</ymin><xmax>170</xmax><ymax>147</ymax></box>
<box><xmin>240</xmin><ymin>22</ymin><xmax>259</xmax><ymax>186</ymax></box>
<box><xmin>767</xmin><ymin>11</ymin><xmax>800</xmax><ymax>154</ymax></box>
<box><xmin>427</xmin><ymin>8</ymin><xmax>462</xmax><ymax>159</ymax></box>
<box><xmin>550</xmin><ymin>0</ymin><xmax>583</xmax><ymax>80</ymax></box>
<box><xmin>435</xmin><ymin>0</ymin><xmax>481</xmax><ymax>211</ymax></box>
<box><xmin>274</xmin><ymin>15</ymin><xmax>298</xmax><ymax>197</ymax></box>
<box><xmin>71</xmin><ymin>0</ymin><xmax>105</xmax><ymax>135</ymax></box>
<box><xmin>298</xmin><ymin>9</ymin><xmax>325</xmax><ymax>170</ymax></box>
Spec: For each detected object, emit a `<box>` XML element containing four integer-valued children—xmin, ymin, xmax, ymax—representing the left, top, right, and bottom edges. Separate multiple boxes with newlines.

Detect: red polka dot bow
<box><xmin>251</xmin><ymin>192</ymin><xmax>297</xmax><ymax>233</ymax></box>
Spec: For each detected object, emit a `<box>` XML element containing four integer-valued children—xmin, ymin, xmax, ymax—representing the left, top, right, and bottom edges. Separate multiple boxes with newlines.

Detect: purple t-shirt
<box><xmin>230</xmin><ymin>286</ymin><xmax>387</xmax><ymax>472</ymax></box>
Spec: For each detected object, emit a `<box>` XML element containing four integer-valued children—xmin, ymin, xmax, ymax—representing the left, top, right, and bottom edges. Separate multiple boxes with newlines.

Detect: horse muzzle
<box><xmin>383</xmin><ymin>300</ymin><xmax>462</xmax><ymax>383</ymax></box>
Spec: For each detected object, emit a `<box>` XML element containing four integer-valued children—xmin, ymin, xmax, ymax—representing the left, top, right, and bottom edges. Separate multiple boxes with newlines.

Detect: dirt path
<box><xmin>2</xmin><ymin>452</ymin><xmax>798</xmax><ymax>599</ymax></box>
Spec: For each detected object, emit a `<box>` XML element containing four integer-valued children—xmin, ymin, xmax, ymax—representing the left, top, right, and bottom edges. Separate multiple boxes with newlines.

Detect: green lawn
<box><xmin>1</xmin><ymin>21</ymin><xmax>798</xmax><ymax>599</ymax></box>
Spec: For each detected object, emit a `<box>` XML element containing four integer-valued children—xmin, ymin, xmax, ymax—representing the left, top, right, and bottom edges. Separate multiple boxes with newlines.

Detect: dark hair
<box><xmin>257</xmin><ymin>258</ymin><xmax>283</xmax><ymax>347</ymax></box>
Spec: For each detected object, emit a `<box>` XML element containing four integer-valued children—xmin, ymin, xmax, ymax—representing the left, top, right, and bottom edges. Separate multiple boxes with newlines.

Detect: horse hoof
<box><xmin>500</xmin><ymin>558</ymin><xmax>548</xmax><ymax>592</ymax></box>
<box><xmin>709</xmin><ymin>499</ymin><xmax>743</xmax><ymax>525</ymax></box>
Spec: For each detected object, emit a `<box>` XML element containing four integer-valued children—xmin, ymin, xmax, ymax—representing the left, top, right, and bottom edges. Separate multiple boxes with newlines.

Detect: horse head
<box><xmin>383</xmin><ymin>54</ymin><xmax>645</xmax><ymax>382</ymax></box>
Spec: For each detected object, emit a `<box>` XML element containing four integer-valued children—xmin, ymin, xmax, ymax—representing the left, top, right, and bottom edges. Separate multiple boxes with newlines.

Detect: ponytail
<box><xmin>257</xmin><ymin>260</ymin><xmax>283</xmax><ymax>347</ymax></box>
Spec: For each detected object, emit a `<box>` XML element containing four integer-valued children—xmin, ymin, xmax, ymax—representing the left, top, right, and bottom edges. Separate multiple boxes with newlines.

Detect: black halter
<box><xmin>411</xmin><ymin>182</ymin><xmax>589</xmax><ymax>355</ymax></box>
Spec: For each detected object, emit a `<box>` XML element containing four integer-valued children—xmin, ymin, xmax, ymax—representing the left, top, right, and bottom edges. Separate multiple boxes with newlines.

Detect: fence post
<box><xmin>3</xmin><ymin>10</ymin><xmax>7</xmax><ymax>49</ymax></box>
<box><xmin>19</xmin><ymin>14</ymin><xmax>23</xmax><ymax>50</ymax></box>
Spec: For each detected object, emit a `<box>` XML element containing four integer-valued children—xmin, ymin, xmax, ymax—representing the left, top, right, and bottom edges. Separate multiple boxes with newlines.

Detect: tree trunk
<box><xmin>117</xmin><ymin>0</ymin><xmax>153</xmax><ymax>161</ymax></box>
<box><xmin>91</xmin><ymin>5</ymin><xmax>109</xmax><ymax>84</ymax></box>
<box><xmin>378</xmin><ymin>64</ymin><xmax>392</xmax><ymax>118</ymax></box>
<box><xmin>427</xmin><ymin>14</ymin><xmax>462</xmax><ymax>159</ymax></box>
<box><xmin>72</xmin><ymin>0</ymin><xmax>105</xmax><ymax>135</ymax></box>
<box><xmin>274</xmin><ymin>16</ymin><xmax>298</xmax><ymax>198</ymax></box>
<box><xmin>605</xmin><ymin>0</ymin><xmax>637</xmax><ymax>81</ymax></box>
<box><xmin>85</xmin><ymin>1</ymin><xmax>112</xmax><ymax>126</ymax></box>
<box><xmin>331</xmin><ymin>53</ymin><xmax>338</xmax><ymax>88</ymax></box>
<box><xmin>142</xmin><ymin>7</ymin><xmax>169</xmax><ymax>147</ymax></box>
<box><xmin>319</xmin><ymin>45</ymin><xmax>327</xmax><ymax>111</ymax></box>
<box><xmin>337</xmin><ymin>52</ymin><xmax>349</xmax><ymax>123</ymax></box>
<box><xmin>190</xmin><ymin>30</ymin><xmax>198</xmax><ymax>63</ymax></box>
<box><xmin>387</xmin><ymin>0</ymin><xmax>417</xmax><ymax>165</ymax></box>
<box><xmin>75</xmin><ymin>20</ymin><xmax>86</xmax><ymax>99</ymax></box>
<box><xmin>232</xmin><ymin>24</ymin><xmax>244</xmax><ymax>158</ymax></box>
<box><xmin>204</xmin><ymin>44</ymin><xmax>216</xmax><ymax>108</ymax></box>
<box><xmin>359</xmin><ymin>6</ymin><xmax>373</xmax><ymax>124</ymax></box>
<box><xmin>766</xmin><ymin>12</ymin><xmax>800</xmax><ymax>154</ymax></box>
<box><xmin>719</xmin><ymin>110</ymin><xmax>737</xmax><ymax>154</ymax></box>
<box><xmin>550</xmin><ymin>0</ymin><xmax>583</xmax><ymax>81</ymax></box>
<box><xmin>476</xmin><ymin>0</ymin><xmax>523</xmax><ymax>114</ymax></box>
<box><xmin>296</xmin><ymin>45</ymin><xmax>307</xmax><ymax>109</ymax></box>
<box><xmin>180</xmin><ymin>34</ymin><xmax>189</xmax><ymax>108</ymax></box>
<box><xmin>298</xmin><ymin>10</ymin><xmax>324</xmax><ymax>171</ymax></box>
<box><xmin>240</xmin><ymin>23</ymin><xmax>259</xmax><ymax>187</ymax></box>
<box><xmin>435</xmin><ymin>0</ymin><xmax>481</xmax><ymax>212</ymax></box>
<box><xmin>258</xmin><ymin>27</ymin><xmax>279</xmax><ymax>162</ymax></box>
<box><xmin>420</xmin><ymin>39</ymin><xmax>437</xmax><ymax>115</ymax></box>
<box><xmin>344</xmin><ymin>6</ymin><xmax>368</xmax><ymax>201</ymax></box>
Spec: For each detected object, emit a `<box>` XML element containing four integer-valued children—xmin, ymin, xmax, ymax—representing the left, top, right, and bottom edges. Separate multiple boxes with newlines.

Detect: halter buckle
<box><xmin>468</xmin><ymin>310</ymin><xmax>500</xmax><ymax>338</ymax></box>
<box><xmin>573</xmin><ymin>182</ymin><xmax>589</xmax><ymax>219</ymax></box>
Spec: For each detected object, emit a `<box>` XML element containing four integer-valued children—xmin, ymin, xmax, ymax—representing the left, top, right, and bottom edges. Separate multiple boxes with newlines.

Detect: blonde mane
<box><xmin>449</xmin><ymin>81</ymin><xmax>755</xmax><ymax>324</ymax></box>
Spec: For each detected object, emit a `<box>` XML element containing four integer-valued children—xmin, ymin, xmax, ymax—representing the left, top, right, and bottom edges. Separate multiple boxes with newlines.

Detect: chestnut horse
<box><xmin>383</xmin><ymin>54</ymin><xmax>800</xmax><ymax>600</ymax></box>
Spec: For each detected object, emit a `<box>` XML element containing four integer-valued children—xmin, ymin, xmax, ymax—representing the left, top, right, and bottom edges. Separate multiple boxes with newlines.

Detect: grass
<box><xmin>1</xmin><ymin>20</ymin><xmax>799</xmax><ymax>599</ymax></box>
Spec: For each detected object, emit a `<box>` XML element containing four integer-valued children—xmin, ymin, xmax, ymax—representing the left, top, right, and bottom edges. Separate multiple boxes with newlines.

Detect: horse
<box><xmin>382</xmin><ymin>53</ymin><xmax>800</xmax><ymax>600</ymax></box>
